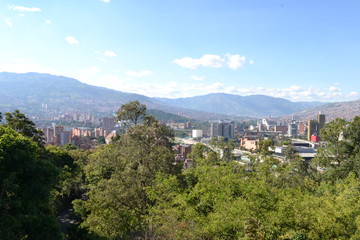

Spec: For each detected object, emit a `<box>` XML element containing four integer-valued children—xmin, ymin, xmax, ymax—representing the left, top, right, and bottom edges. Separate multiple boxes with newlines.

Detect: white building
<box><xmin>192</xmin><ymin>129</ymin><xmax>203</xmax><ymax>138</ymax></box>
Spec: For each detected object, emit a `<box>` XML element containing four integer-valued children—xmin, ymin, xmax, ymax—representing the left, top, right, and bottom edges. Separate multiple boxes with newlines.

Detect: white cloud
<box><xmin>190</xmin><ymin>75</ymin><xmax>204</xmax><ymax>81</ymax></box>
<box><xmin>199</xmin><ymin>54</ymin><xmax>224</xmax><ymax>68</ymax></box>
<box><xmin>289</xmin><ymin>85</ymin><xmax>302</xmax><ymax>91</ymax></box>
<box><xmin>173</xmin><ymin>54</ymin><xmax>224</xmax><ymax>69</ymax></box>
<box><xmin>329</xmin><ymin>86</ymin><xmax>339</xmax><ymax>92</ymax></box>
<box><xmin>173</xmin><ymin>53</ymin><xmax>249</xmax><ymax>70</ymax></box>
<box><xmin>10</xmin><ymin>5</ymin><xmax>41</xmax><ymax>12</ymax></box>
<box><xmin>45</xmin><ymin>20</ymin><xmax>52</xmax><ymax>24</ymax></box>
<box><xmin>104</xmin><ymin>50</ymin><xmax>117</xmax><ymax>57</ymax></box>
<box><xmin>87</xmin><ymin>80</ymin><xmax>350</xmax><ymax>101</ymax></box>
<box><xmin>69</xmin><ymin>72</ymin><xmax>354</xmax><ymax>102</ymax></box>
<box><xmin>65</xmin><ymin>36</ymin><xmax>79</xmax><ymax>45</ymax></box>
<box><xmin>125</xmin><ymin>70</ymin><xmax>154</xmax><ymax>77</ymax></box>
<box><xmin>226</xmin><ymin>54</ymin><xmax>246</xmax><ymax>70</ymax></box>
<box><xmin>173</xmin><ymin>57</ymin><xmax>200</xmax><ymax>69</ymax></box>
<box><xmin>249</xmin><ymin>60</ymin><xmax>254</xmax><ymax>65</ymax></box>
<box><xmin>101</xmin><ymin>0</ymin><xmax>111</xmax><ymax>2</ymax></box>
<box><xmin>350</xmin><ymin>91</ymin><xmax>359</xmax><ymax>97</ymax></box>
<box><xmin>5</xmin><ymin>19</ymin><xmax>13</xmax><ymax>27</ymax></box>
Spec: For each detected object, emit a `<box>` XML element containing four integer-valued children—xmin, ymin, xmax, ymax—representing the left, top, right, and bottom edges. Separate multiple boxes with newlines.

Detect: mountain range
<box><xmin>155</xmin><ymin>94</ymin><xmax>323</xmax><ymax>118</ymax></box>
<box><xmin>0</xmin><ymin>72</ymin><xmax>343</xmax><ymax>120</ymax></box>
<box><xmin>282</xmin><ymin>99</ymin><xmax>360</xmax><ymax>122</ymax></box>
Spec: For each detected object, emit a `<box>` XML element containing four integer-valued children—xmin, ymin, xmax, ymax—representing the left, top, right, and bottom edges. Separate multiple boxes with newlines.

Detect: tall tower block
<box><xmin>307</xmin><ymin>120</ymin><xmax>318</xmax><ymax>141</ymax></box>
<box><xmin>318</xmin><ymin>113</ymin><xmax>325</xmax><ymax>130</ymax></box>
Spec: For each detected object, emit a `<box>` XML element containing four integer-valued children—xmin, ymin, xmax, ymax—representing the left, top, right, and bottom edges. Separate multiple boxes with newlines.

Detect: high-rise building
<box><xmin>298</xmin><ymin>123</ymin><xmax>306</xmax><ymax>136</ymax></box>
<box><xmin>318</xmin><ymin>114</ymin><xmax>326</xmax><ymax>129</ymax></box>
<box><xmin>307</xmin><ymin>113</ymin><xmax>326</xmax><ymax>141</ymax></box>
<box><xmin>210</xmin><ymin>120</ymin><xmax>235</xmax><ymax>139</ymax></box>
<box><xmin>44</xmin><ymin>127</ymin><xmax>54</xmax><ymax>143</ymax></box>
<box><xmin>307</xmin><ymin>120</ymin><xmax>319</xmax><ymax>141</ymax></box>
<box><xmin>71</xmin><ymin>128</ymin><xmax>82</xmax><ymax>137</ymax></box>
<box><xmin>52</xmin><ymin>123</ymin><xmax>63</xmax><ymax>137</ymax></box>
<box><xmin>60</xmin><ymin>131</ymin><xmax>70</xmax><ymax>145</ymax></box>
<box><xmin>52</xmin><ymin>123</ymin><xmax>64</xmax><ymax>145</ymax></box>
<box><xmin>94</xmin><ymin>128</ymin><xmax>105</xmax><ymax>137</ymax></box>
<box><xmin>211</xmin><ymin>122</ymin><xmax>222</xmax><ymax>137</ymax></box>
<box><xmin>102</xmin><ymin>117</ymin><xmax>116</xmax><ymax>131</ymax></box>
<box><xmin>288</xmin><ymin>123</ymin><xmax>298</xmax><ymax>137</ymax></box>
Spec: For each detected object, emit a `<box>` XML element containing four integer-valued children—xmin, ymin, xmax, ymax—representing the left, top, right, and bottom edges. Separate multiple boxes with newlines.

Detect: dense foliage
<box><xmin>4</xmin><ymin>110</ymin><xmax>45</xmax><ymax>146</ymax></box>
<box><xmin>0</xmin><ymin>125</ymin><xmax>62</xmax><ymax>239</ymax></box>
<box><xmin>1</xmin><ymin>107</ymin><xmax>360</xmax><ymax>239</ymax></box>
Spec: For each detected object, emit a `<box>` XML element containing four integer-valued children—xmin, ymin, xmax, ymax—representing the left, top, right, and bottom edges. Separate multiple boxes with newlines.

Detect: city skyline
<box><xmin>1</xmin><ymin>0</ymin><xmax>360</xmax><ymax>102</ymax></box>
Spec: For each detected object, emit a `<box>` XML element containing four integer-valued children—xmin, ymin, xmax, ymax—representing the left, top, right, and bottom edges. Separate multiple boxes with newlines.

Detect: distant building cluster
<box><xmin>165</xmin><ymin>121</ymin><xmax>192</xmax><ymax>130</ymax></box>
<box><xmin>39</xmin><ymin>116</ymin><xmax>118</xmax><ymax>149</ymax></box>
<box><xmin>235</xmin><ymin>113</ymin><xmax>327</xmax><ymax>163</ymax></box>
<box><xmin>210</xmin><ymin>120</ymin><xmax>235</xmax><ymax>139</ymax></box>
<box><xmin>254</xmin><ymin>113</ymin><xmax>326</xmax><ymax>142</ymax></box>
<box><xmin>30</xmin><ymin>104</ymin><xmax>331</xmax><ymax>169</ymax></box>
<box><xmin>35</xmin><ymin>108</ymin><xmax>102</xmax><ymax>126</ymax></box>
<box><xmin>40</xmin><ymin>124</ymin><xmax>108</xmax><ymax>148</ymax></box>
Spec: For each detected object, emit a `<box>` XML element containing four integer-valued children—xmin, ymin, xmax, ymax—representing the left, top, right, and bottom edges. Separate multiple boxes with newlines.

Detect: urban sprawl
<box><xmin>36</xmin><ymin>110</ymin><xmax>327</xmax><ymax>169</ymax></box>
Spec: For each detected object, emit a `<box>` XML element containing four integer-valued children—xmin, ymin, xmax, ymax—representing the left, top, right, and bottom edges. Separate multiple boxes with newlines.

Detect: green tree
<box><xmin>45</xmin><ymin>146</ymin><xmax>86</xmax><ymax>212</ymax></box>
<box><xmin>258</xmin><ymin>139</ymin><xmax>275</xmax><ymax>156</ymax></box>
<box><xmin>209</xmin><ymin>137</ymin><xmax>235</xmax><ymax>162</ymax></box>
<box><xmin>4</xmin><ymin>110</ymin><xmax>44</xmax><ymax>146</ymax></box>
<box><xmin>189</xmin><ymin>143</ymin><xmax>207</xmax><ymax>159</ymax></box>
<box><xmin>116</xmin><ymin>100</ymin><xmax>147</xmax><ymax>125</ymax></box>
<box><xmin>313</xmin><ymin>118</ymin><xmax>356</xmax><ymax>180</ymax></box>
<box><xmin>0</xmin><ymin>126</ymin><xmax>62</xmax><ymax>240</ymax></box>
<box><xmin>206</xmin><ymin>151</ymin><xmax>220</xmax><ymax>165</ymax></box>
<box><xmin>347</xmin><ymin>116</ymin><xmax>360</xmax><ymax>154</ymax></box>
<box><xmin>77</xmin><ymin>115</ymin><xmax>179</xmax><ymax>239</ymax></box>
<box><xmin>148</xmin><ymin>157</ymin><xmax>360</xmax><ymax>239</ymax></box>
<box><xmin>97</xmin><ymin>136</ymin><xmax>106</xmax><ymax>145</ymax></box>
<box><xmin>209</xmin><ymin>136</ymin><xmax>227</xmax><ymax>149</ymax></box>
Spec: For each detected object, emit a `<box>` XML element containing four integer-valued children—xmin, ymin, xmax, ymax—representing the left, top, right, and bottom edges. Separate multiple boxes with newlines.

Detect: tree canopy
<box><xmin>2</xmin><ymin>104</ymin><xmax>360</xmax><ymax>239</ymax></box>
<box><xmin>116</xmin><ymin>100</ymin><xmax>147</xmax><ymax>125</ymax></box>
<box><xmin>0</xmin><ymin>125</ymin><xmax>62</xmax><ymax>239</ymax></box>
<box><xmin>313</xmin><ymin>117</ymin><xmax>360</xmax><ymax>180</ymax></box>
<box><xmin>4</xmin><ymin>110</ymin><xmax>44</xmax><ymax>146</ymax></box>
<box><xmin>75</xmin><ymin>106</ymin><xmax>179</xmax><ymax>239</ymax></box>
<box><xmin>69</xmin><ymin>113</ymin><xmax>360</xmax><ymax>239</ymax></box>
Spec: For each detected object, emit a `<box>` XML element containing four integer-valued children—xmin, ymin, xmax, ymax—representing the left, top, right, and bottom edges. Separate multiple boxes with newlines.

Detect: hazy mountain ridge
<box><xmin>0</xmin><ymin>72</ymin><xmax>237</xmax><ymax>120</ymax></box>
<box><xmin>282</xmin><ymin>99</ymin><xmax>360</xmax><ymax>122</ymax></box>
<box><xmin>155</xmin><ymin>93</ymin><xmax>324</xmax><ymax>117</ymax></box>
<box><xmin>0</xmin><ymin>72</ymin><xmax>328</xmax><ymax>119</ymax></box>
<box><xmin>0</xmin><ymin>72</ymin><xmax>155</xmax><ymax>112</ymax></box>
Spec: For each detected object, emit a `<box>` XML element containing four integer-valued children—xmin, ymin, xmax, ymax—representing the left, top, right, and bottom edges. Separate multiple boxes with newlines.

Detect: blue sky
<box><xmin>1</xmin><ymin>0</ymin><xmax>359</xmax><ymax>102</ymax></box>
